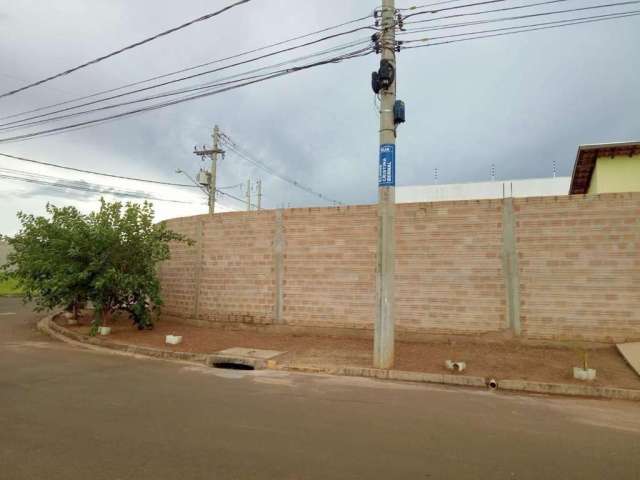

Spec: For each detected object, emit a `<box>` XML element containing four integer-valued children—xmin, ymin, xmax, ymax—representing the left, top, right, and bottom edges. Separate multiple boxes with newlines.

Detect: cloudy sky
<box><xmin>0</xmin><ymin>0</ymin><xmax>638</xmax><ymax>235</ymax></box>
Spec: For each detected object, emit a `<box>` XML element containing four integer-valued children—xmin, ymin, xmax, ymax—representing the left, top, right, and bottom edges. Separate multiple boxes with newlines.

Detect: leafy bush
<box><xmin>2</xmin><ymin>199</ymin><xmax>191</xmax><ymax>332</ymax></box>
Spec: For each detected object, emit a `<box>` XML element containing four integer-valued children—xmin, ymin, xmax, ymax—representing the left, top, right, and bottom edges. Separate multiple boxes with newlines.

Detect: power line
<box><xmin>0</xmin><ymin>0</ymin><xmax>252</xmax><ymax>99</ymax></box>
<box><xmin>403</xmin><ymin>9</ymin><xmax>640</xmax><ymax>47</ymax></box>
<box><xmin>403</xmin><ymin>0</ymin><xmax>508</xmax><ymax>19</ymax></box>
<box><xmin>399</xmin><ymin>1</ymin><xmax>469</xmax><ymax>11</ymax></box>
<box><xmin>0</xmin><ymin>169</ymin><xmax>202</xmax><ymax>205</ymax></box>
<box><xmin>0</xmin><ymin>26</ymin><xmax>374</xmax><ymax>126</ymax></box>
<box><xmin>220</xmin><ymin>133</ymin><xmax>344</xmax><ymax>206</ymax></box>
<box><xmin>397</xmin><ymin>4</ymin><xmax>640</xmax><ymax>35</ymax></box>
<box><xmin>400</xmin><ymin>9</ymin><xmax>640</xmax><ymax>43</ymax></box>
<box><xmin>217</xmin><ymin>188</ymin><xmax>259</xmax><ymax>209</ymax></box>
<box><xmin>0</xmin><ymin>13</ymin><xmax>373</xmax><ymax>122</ymax></box>
<box><xmin>403</xmin><ymin>0</ymin><xmax>640</xmax><ymax>25</ymax></box>
<box><xmin>0</xmin><ymin>152</ymin><xmax>199</xmax><ymax>188</ymax></box>
<box><xmin>0</xmin><ymin>48</ymin><xmax>372</xmax><ymax>144</ymax></box>
<box><xmin>0</xmin><ymin>37</ymin><xmax>372</xmax><ymax>132</ymax></box>
<box><xmin>178</xmin><ymin>166</ymin><xmax>258</xmax><ymax>209</ymax></box>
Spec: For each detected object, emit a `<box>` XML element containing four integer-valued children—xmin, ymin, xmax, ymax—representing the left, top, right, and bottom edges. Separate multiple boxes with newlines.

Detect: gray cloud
<box><xmin>0</xmin><ymin>0</ymin><xmax>638</xmax><ymax>232</ymax></box>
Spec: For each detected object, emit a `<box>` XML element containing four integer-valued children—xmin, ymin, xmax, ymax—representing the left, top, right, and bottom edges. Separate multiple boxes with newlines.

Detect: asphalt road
<box><xmin>1</xmin><ymin>297</ymin><xmax>639</xmax><ymax>480</ymax></box>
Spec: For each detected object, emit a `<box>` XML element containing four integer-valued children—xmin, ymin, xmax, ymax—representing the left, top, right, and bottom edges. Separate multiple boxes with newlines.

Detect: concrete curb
<box><xmin>39</xmin><ymin>315</ymin><xmax>640</xmax><ymax>402</ymax></box>
<box><xmin>278</xmin><ymin>363</ymin><xmax>487</xmax><ymax>388</ymax></box>
<box><xmin>38</xmin><ymin>315</ymin><xmax>209</xmax><ymax>364</ymax></box>
<box><xmin>497</xmin><ymin>379</ymin><xmax>640</xmax><ymax>401</ymax></box>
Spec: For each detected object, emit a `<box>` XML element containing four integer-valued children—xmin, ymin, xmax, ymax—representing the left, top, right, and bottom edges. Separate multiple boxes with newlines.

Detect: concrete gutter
<box><xmin>38</xmin><ymin>315</ymin><xmax>640</xmax><ymax>402</ymax></box>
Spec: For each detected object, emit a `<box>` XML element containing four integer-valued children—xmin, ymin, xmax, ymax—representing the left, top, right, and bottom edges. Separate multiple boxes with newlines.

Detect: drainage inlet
<box><xmin>212</xmin><ymin>362</ymin><xmax>255</xmax><ymax>370</ymax></box>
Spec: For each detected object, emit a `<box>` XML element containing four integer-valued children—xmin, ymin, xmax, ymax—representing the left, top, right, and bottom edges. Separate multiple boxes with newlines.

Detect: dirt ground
<box><xmin>59</xmin><ymin>312</ymin><xmax>640</xmax><ymax>390</ymax></box>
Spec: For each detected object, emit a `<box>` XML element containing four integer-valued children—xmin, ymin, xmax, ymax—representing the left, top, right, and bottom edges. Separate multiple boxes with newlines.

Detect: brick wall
<box><xmin>515</xmin><ymin>194</ymin><xmax>640</xmax><ymax>342</ymax></box>
<box><xmin>197</xmin><ymin>211</ymin><xmax>276</xmax><ymax>324</ymax></box>
<box><xmin>396</xmin><ymin>201</ymin><xmax>506</xmax><ymax>334</ymax></box>
<box><xmin>282</xmin><ymin>206</ymin><xmax>377</xmax><ymax>330</ymax></box>
<box><xmin>158</xmin><ymin>216</ymin><xmax>200</xmax><ymax>318</ymax></box>
<box><xmin>159</xmin><ymin>193</ymin><xmax>640</xmax><ymax>343</ymax></box>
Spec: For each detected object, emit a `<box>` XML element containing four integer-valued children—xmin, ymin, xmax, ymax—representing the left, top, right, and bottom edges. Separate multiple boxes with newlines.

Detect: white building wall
<box><xmin>396</xmin><ymin>177</ymin><xmax>571</xmax><ymax>203</ymax></box>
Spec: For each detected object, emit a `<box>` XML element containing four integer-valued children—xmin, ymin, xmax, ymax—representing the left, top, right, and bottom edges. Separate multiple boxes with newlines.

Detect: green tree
<box><xmin>84</xmin><ymin>199</ymin><xmax>190</xmax><ymax>331</ymax></box>
<box><xmin>1</xmin><ymin>204</ymin><xmax>91</xmax><ymax>316</ymax></box>
<box><xmin>2</xmin><ymin>199</ymin><xmax>190</xmax><ymax>333</ymax></box>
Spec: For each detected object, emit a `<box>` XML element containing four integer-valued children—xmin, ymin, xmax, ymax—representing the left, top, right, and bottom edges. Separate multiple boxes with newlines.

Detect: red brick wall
<box><xmin>395</xmin><ymin>201</ymin><xmax>506</xmax><ymax>334</ymax></box>
<box><xmin>158</xmin><ymin>216</ymin><xmax>201</xmax><ymax>318</ymax></box>
<box><xmin>515</xmin><ymin>193</ymin><xmax>640</xmax><ymax>342</ymax></box>
<box><xmin>159</xmin><ymin>193</ymin><xmax>640</xmax><ymax>343</ymax></box>
<box><xmin>282</xmin><ymin>206</ymin><xmax>377</xmax><ymax>329</ymax></box>
<box><xmin>196</xmin><ymin>211</ymin><xmax>276</xmax><ymax>324</ymax></box>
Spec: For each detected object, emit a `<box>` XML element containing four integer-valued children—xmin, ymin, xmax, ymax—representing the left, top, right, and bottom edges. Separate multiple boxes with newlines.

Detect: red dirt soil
<box><xmin>59</xmin><ymin>312</ymin><xmax>640</xmax><ymax>390</ymax></box>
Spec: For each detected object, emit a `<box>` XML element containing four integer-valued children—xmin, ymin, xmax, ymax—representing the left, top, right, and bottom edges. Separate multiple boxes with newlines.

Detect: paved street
<box><xmin>1</xmin><ymin>297</ymin><xmax>639</xmax><ymax>480</ymax></box>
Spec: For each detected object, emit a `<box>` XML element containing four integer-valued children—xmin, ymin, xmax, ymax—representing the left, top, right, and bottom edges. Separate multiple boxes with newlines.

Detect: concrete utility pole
<box><xmin>256</xmin><ymin>179</ymin><xmax>262</xmax><ymax>210</ymax></box>
<box><xmin>374</xmin><ymin>0</ymin><xmax>397</xmax><ymax>369</ymax></box>
<box><xmin>193</xmin><ymin>125</ymin><xmax>224</xmax><ymax>214</ymax></box>
<box><xmin>246</xmin><ymin>177</ymin><xmax>252</xmax><ymax>211</ymax></box>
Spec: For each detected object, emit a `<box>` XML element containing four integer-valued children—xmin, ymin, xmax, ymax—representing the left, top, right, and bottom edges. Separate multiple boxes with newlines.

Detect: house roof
<box><xmin>569</xmin><ymin>141</ymin><xmax>640</xmax><ymax>194</ymax></box>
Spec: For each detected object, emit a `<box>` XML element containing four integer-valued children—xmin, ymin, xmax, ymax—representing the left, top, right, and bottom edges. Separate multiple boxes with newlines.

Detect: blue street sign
<box><xmin>379</xmin><ymin>144</ymin><xmax>395</xmax><ymax>187</ymax></box>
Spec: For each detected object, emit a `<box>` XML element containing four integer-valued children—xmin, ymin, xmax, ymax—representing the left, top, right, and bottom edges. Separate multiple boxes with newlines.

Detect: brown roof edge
<box><xmin>569</xmin><ymin>141</ymin><xmax>640</xmax><ymax>194</ymax></box>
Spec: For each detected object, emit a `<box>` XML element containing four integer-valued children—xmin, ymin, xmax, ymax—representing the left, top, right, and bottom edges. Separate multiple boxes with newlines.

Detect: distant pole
<box><xmin>210</xmin><ymin>126</ymin><xmax>219</xmax><ymax>214</ymax></box>
<box><xmin>256</xmin><ymin>179</ymin><xmax>262</xmax><ymax>210</ymax></box>
<box><xmin>553</xmin><ymin>160</ymin><xmax>557</xmax><ymax>178</ymax></box>
<box><xmin>246</xmin><ymin>177</ymin><xmax>252</xmax><ymax>211</ymax></box>
<box><xmin>374</xmin><ymin>0</ymin><xmax>396</xmax><ymax>369</ymax></box>
<box><xmin>193</xmin><ymin>125</ymin><xmax>224</xmax><ymax>215</ymax></box>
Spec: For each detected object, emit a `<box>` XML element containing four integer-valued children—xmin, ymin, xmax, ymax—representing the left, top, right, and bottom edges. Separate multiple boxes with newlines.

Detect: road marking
<box><xmin>0</xmin><ymin>312</ymin><xmax>16</xmax><ymax>316</ymax></box>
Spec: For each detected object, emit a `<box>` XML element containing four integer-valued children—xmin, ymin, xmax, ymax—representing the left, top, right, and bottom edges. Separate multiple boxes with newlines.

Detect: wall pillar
<box><xmin>193</xmin><ymin>218</ymin><xmax>204</xmax><ymax>321</ymax></box>
<box><xmin>273</xmin><ymin>209</ymin><xmax>285</xmax><ymax>324</ymax></box>
<box><xmin>501</xmin><ymin>198</ymin><xmax>521</xmax><ymax>335</ymax></box>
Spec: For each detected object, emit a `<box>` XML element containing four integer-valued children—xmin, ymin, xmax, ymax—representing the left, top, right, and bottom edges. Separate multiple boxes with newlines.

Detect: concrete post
<box><xmin>374</xmin><ymin>0</ymin><xmax>397</xmax><ymax>369</ymax></box>
<box><xmin>246</xmin><ymin>178</ymin><xmax>252</xmax><ymax>211</ymax></box>
<box><xmin>193</xmin><ymin>218</ymin><xmax>205</xmax><ymax>321</ymax></box>
<box><xmin>257</xmin><ymin>179</ymin><xmax>262</xmax><ymax>210</ymax></box>
<box><xmin>273</xmin><ymin>209</ymin><xmax>285</xmax><ymax>324</ymax></box>
<box><xmin>501</xmin><ymin>198</ymin><xmax>521</xmax><ymax>335</ymax></box>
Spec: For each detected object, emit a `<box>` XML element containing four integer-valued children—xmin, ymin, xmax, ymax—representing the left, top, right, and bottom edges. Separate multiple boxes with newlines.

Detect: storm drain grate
<box><xmin>212</xmin><ymin>362</ymin><xmax>255</xmax><ymax>370</ymax></box>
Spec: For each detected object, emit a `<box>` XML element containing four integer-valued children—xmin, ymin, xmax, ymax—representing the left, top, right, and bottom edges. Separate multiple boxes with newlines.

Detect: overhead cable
<box><xmin>403</xmin><ymin>10</ymin><xmax>640</xmax><ymax>47</ymax></box>
<box><xmin>0</xmin><ymin>26</ymin><xmax>374</xmax><ymax>124</ymax></box>
<box><xmin>403</xmin><ymin>0</ymin><xmax>640</xmax><ymax>25</ymax></box>
<box><xmin>220</xmin><ymin>133</ymin><xmax>344</xmax><ymax>206</ymax></box>
<box><xmin>0</xmin><ymin>169</ymin><xmax>202</xmax><ymax>205</ymax></box>
<box><xmin>397</xmin><ymin>5</ymin><xmax>640</xmax><ymax>35</ymax></box>
<box><xmin>0</xmin><ymin>48</ymin><xmax>372</xmax><ymax>144</ymax></box>
<box><xmin>0</xmin><ymin>0</ymin><xmax>252</xmax><ymax>99</ymax></box>
<box><xmin>403</xmin><ymin>0</ymin><xmax>508</xmax><ymax>19</ymax></box>
<box><xmin>0</xmin><ymin>151</ymin><xmax>198</xmax><ymax>187</ymax></box>
<box><xmin>0</xmin><ymin>37</ymin><xmax>371</xmax><ymax>131</ymax></box>
<box><xmin>400</xmin><ymin>9</ymin><xmax>640</xmax><ymax>42</ymax></box>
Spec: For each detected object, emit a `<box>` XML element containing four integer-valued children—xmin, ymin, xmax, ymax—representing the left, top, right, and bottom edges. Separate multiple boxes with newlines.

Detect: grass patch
<box><xmin>0</xmin><ymin>277</ymin><xmax>22</xmax><ymax>296</ymax></box>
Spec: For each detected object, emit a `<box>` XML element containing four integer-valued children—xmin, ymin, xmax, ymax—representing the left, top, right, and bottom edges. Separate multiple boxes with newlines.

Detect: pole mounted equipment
<box><xmin>193</xmin><ymin>125</ymin><xmax>224</xmax><ymax>214</ymax></box>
